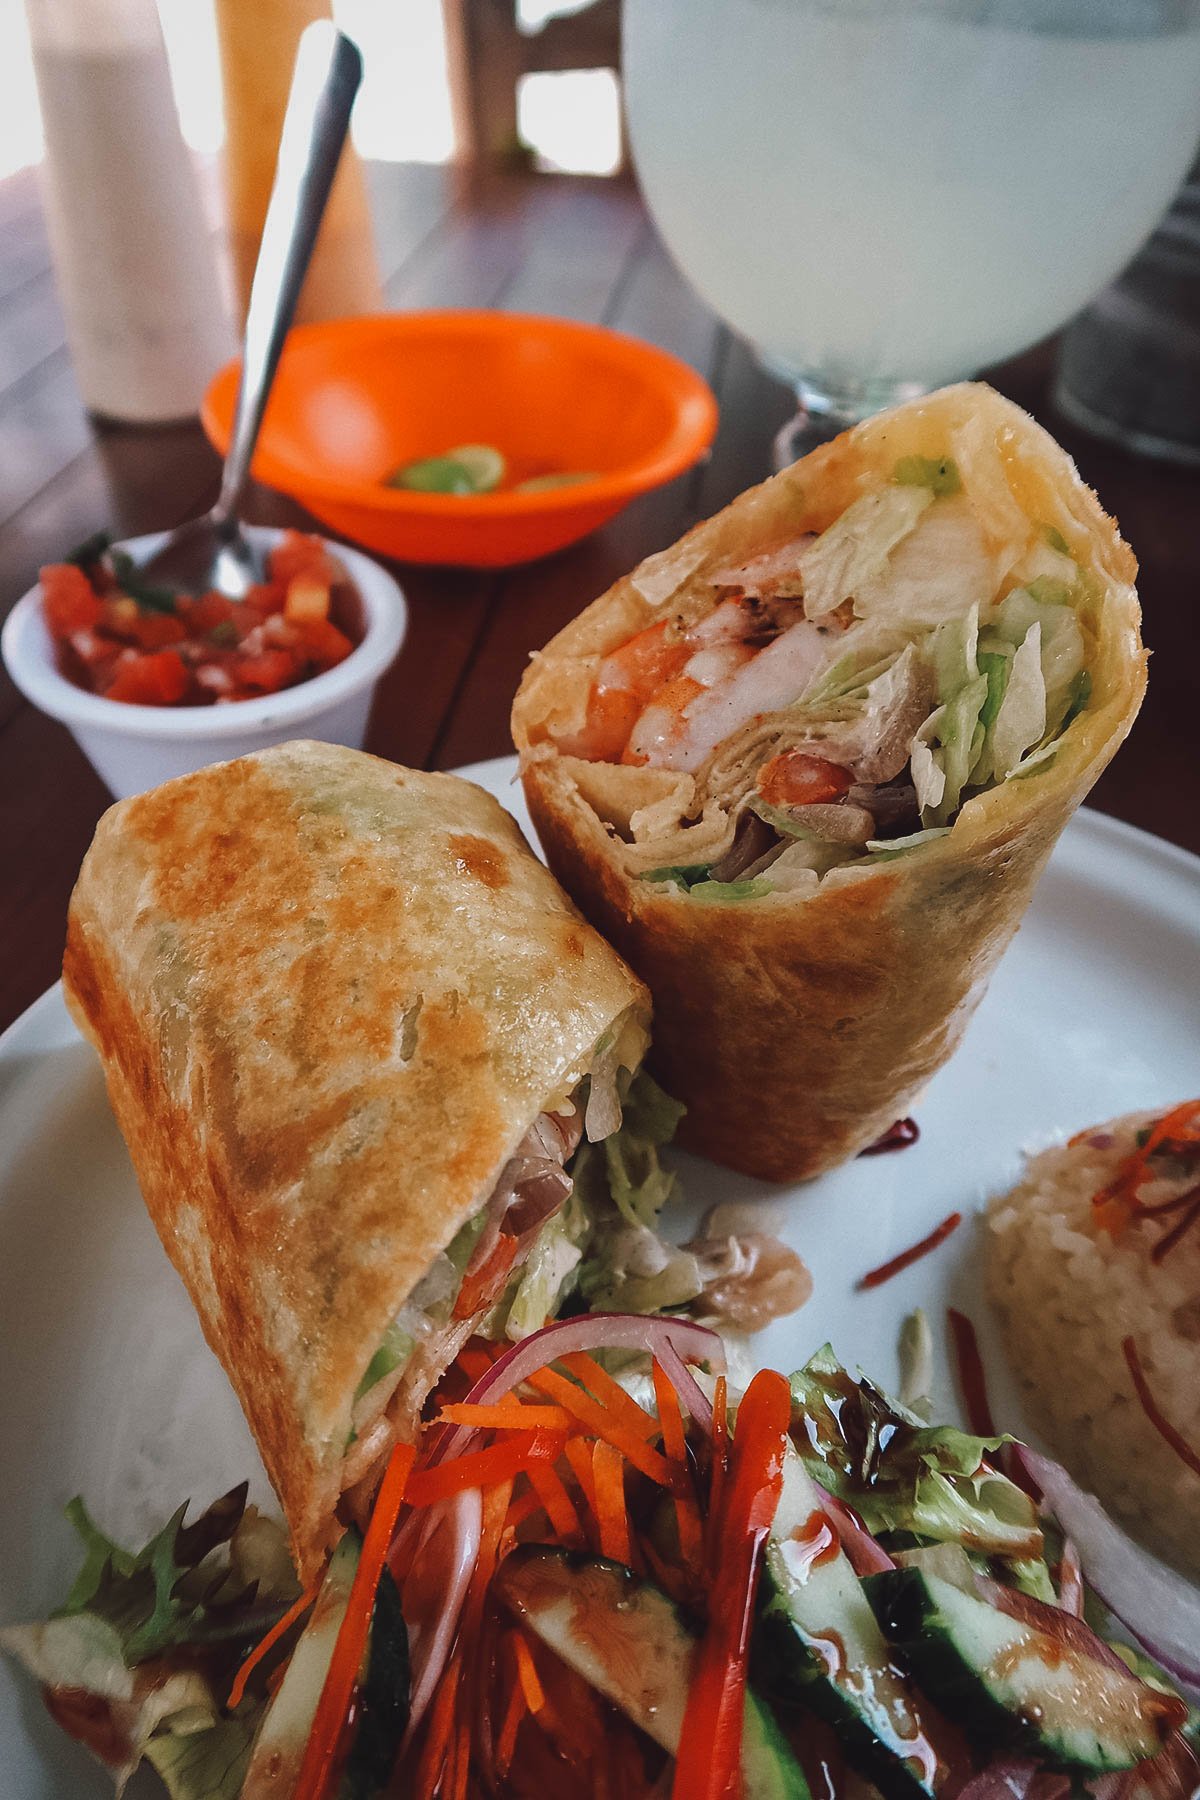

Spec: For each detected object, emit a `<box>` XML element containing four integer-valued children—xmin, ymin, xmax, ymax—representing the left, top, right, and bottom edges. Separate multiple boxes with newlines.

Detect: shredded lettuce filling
<box><xmin>626</xmin><ymin>455</ymin><xmax>1095</xmax><ymax>896</ymax></box>
<box><xmin>357</xmin><ymin>1069</ymin><xmax>690</xmax><ymax>1397</ymax></box>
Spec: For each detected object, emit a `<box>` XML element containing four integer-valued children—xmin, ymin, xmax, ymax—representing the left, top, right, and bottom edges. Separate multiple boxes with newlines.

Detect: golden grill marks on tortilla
<box><xmin>512</xmin><ymin>384</ymin><xmax>1146</xmax><ymax>1181</ymax></box>
<box><xmin>62</xmin><ymin>742</ymin><xmax>651</xmax><ymax>1581</ymax></box>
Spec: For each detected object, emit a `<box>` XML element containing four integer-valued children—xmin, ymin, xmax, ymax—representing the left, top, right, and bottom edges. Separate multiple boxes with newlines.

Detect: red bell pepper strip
<box><xmin>672</xmin><ymin>1368</ymin><xmax>791</xmax><ymax>1800</ymax></box>
<box><xmin>404</xmin><ymin>1431</ymin><xmax>564</xmax><ymax>1508</ymax></box>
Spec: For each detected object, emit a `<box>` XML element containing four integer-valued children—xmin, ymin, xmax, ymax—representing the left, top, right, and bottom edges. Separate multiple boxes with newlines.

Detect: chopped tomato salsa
<box><xmin>41</xmin><ymin>530</ymin><xmax>359</xmax><ymax>707</ymax></box>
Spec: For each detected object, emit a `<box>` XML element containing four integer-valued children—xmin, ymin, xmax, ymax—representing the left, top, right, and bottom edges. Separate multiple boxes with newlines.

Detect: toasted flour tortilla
<box><xmin>63</xmin><ymin>742</ymin><xmax>648</xmax><ymax>1578</ymax></box>
<box><xmin>512</xmin><ymin>384</ymin><xmax>1145</xmax><ymax>1182</ymax></box>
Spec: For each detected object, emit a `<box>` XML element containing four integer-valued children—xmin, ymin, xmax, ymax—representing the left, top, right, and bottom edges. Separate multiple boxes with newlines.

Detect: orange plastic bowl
<box><xmin>202</xmin><ymin>312</ymin><xmax>718</xmax><ymax>568</ymax></box>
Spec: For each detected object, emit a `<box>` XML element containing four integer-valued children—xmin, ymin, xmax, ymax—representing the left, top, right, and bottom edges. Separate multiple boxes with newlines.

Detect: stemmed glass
<box><xmin>622</xmin><ymin>0</ymin><xmax>1200</xmax><ymax>465</ymax></box>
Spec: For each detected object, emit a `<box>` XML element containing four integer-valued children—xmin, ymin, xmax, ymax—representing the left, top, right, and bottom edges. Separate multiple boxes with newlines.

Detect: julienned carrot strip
<box><xmin>504</xmin><ymin>1485</ymin><xmax>548</xmax><ymax>1533</ymax></box>
<box><xmin>415</xmin><ymin>1648</ymin><xmax>462</xmax><ymax>1799</ymax></box>
<box><xmin>227</xmin><ymin>1575</ymin><xmax>321</xmax><ymax>1709</ymax></box>
<box><xmin>449</xmin><ymin>1720</ymin><xmax>471</xmax><ymax>1800</ymax></box>
<box><xmin>512</xmin><ymin>1629</ymin><xmax>548</xmax><ymax>1713</ymax></box>
<box><xmin>456</xmin><ymin>1345</ymin><xmax>497</xmax><ymax>1383</ymax></box>
<box><xmin>558</xmin><ymin>1350</ymin><xmax>661</xmax><ymax>1441</ymax></box>
<box><xmin>495</xmin><ymin>1673</ymin><xmax>527</xmax><ymax>1776</ymax></box>
<box><xmin>405</xmin><ymin>1431</ymin><xmax>564</xmax><ymax>1507</ymax></box>
<box><xmin>592</xmin><ymin>1441</ymin><xmax>632</xmax><ymax>1565</ymax></box>
<box><xmin>1094</xmin><ymin>1099</ymin><xmax>1200</xmax><ymax>1235</ymax></box>
<box><xmin>527</xmin><ymin>1366</ymin><xmax>682</xmax><ymax>1489</ymax></box>
<box><xmin>526</xmin><ymin>1458</ymin><xmax>583</xmax><ymax>1543</ymax></box>
<box><xmin>652</xmin><ymin>1361</ymin><xmax>687</xmax><ymax>1463</ymax></box>
<box><xmin>653</xmin><ymin>1361</ymin><xmax>704</xmax><ymax>1576</ymax></box>
<box><xmin>564</xmin><ymin>1435</ymin><xmax>600</xmax><ymax>1540</ymax></box>
<box><xmin>293</xmin><ymin>1442</ymin><xmax>416</xmax><ymax>1800</ymax></box>
<box><xmin>436</xmin><ymin>1402</ymin><xmax>571</xmax><ymax>1431</ymax></box>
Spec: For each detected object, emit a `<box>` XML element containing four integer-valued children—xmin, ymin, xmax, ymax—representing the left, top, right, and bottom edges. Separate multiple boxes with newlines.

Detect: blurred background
<box><xmin>0</xmin><ymin>0</ymin><xmax>624</xmax><ymax>184</ymax></box>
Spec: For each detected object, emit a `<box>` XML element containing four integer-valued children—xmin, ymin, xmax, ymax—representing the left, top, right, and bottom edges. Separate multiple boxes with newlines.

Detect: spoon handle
<box><xmin>214</xmin><ymin>21</ymin><xmax>363</xmax><ymax>533</ymax></box>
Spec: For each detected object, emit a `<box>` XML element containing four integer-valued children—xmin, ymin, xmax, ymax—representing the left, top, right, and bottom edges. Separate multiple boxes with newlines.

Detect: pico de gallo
<box><xmin>39</xmin><ymin>530</ymin><xmax>360</xmax><ymax>707</ymax></box>
<box><xmin>5</xmin><ymin>1319</ymin><xmax>1198</xmax><ymax>1800</ymax></box>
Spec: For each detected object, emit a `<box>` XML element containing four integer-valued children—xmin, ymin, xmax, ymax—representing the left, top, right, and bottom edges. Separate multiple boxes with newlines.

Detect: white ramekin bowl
<box><xmin>1</xmin><ymin>525</ymin><xmax>407</xmax><ymax>799</ymax></box>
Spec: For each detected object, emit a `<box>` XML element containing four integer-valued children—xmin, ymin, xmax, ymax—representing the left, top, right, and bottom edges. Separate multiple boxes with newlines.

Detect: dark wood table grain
<box><xmin>1</xmin><ymin>160</ymin><xmax>1195</xmax><ymax>1035</ymax></box>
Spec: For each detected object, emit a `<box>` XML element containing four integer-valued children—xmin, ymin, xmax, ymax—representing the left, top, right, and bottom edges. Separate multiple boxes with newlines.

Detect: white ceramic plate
<box><xmin>3</xmin><ymin>756</ymin><xmax>1200</xmax><ymax>1796</ymax></box>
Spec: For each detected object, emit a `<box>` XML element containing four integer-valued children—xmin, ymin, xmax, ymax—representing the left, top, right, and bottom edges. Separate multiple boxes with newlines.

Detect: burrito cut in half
<box><xmin>63</xmin><ymin>743</ymin><xmax>730</xmax><ymax>1580</ymax></box>
<box><xmin>513</xmin><ymin>384</ymin><xmax>1146</xmax><ymax>1181</ymax></box>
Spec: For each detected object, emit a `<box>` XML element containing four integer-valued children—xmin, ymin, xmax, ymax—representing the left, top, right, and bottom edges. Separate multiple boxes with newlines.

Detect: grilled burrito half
<box><xmin>63</xmin><ymin>743</ymin><xmax>668</xmax><ymax>1580</ymax></box>
<box><xmin>513</xmin><ymin>383</ymin><xmax>1146</xmax><ymax>1181</ymax></box>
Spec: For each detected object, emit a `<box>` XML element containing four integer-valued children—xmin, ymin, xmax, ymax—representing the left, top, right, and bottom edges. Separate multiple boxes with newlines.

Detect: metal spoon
<box><xmin>134</xmin><ymin>22</ymin><xmax>363</xmax><ymax>599</ymax></box>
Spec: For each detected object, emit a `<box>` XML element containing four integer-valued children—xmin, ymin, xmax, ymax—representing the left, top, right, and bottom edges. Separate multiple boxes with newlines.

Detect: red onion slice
<box><xmin>1016</xmin><ymin>1447</ymin><xmax>1200</xmax><ymax>1693</ymax></box>
<box><xmin>655</xmin><ymin>1337</ymin><xmax>716</xmax><ymax>1438</ymax></box>
<box><xmin>430</xmin><ymin>1312</ymin><xmax>725</xmax><ymax>1469</ymax></box>
<box><xmin>953</xmin><ymin>1762</ymin><xmax>1070</xmax><ymax>1800</ymax></box>
<box><xmin>1058</xmin><ymin>1537</ymin><xmax>1083</xmax><ymax>1620</ymax></box>
<box><xmin>401</xmin><ymin>1486</ymin><xmax>483</xmax><ymax>1741</ymax></box>
<box><xmin>816</xmin><ymin>1487</ymin><xmax>895</xmax><ymax>1575</ymax></box>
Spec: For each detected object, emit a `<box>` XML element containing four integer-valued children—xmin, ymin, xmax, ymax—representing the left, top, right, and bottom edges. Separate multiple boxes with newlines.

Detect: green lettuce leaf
<box><xmin>2</xmin><ymin>1492</ymin><xmax>297</xmax><ymax>1793</ymax></box>
<box><xmin>0</xmin><ymin>1611</ymin><xmax>252</xmax><ymax>1795</ymax></box>
<box><xmin>600</xmin><ymin>1144</ymin><xmax>675</xmax><ymax>1231</ymax></box>
<box><xmin>924</xmin><ymin>673</ymin><xmax>989</xmax><ymax>827</ymax></box>
<box><xmin>788</xmin><ymin>1347</ymin><xmax>1044</xmax><ymax>1565</ymax></box>
<box><xmin>686</xmin><ymin>877</ymin><xmax>771</xmax><ymax>903</ymax></box>
<box><xmin>56</xmin><ymin>1486</ymin><xmax>288</xmax><ymax>1665</ymax></box>
<box><xmin>866</xmin><ymin>827</ymin><xmax>951</xmax><ymax>859</ymax></box>
<box><xmin>577</xmin><ymin>1221</ymin><xmax>702</xmax><ymax>1315</ymax></box>
<box><xmin>144</xmin><ymin>1715</ymin><xmax>257</xmax><ymax>1800</ymax></box>
<box><xmin>502</xmin><ymin>1190</ymin><xmax>589</xmax><ymax>1338</ymax></box>
<box><xmin>641</xmin><ymin>863</ymin><xmax>713</xmax><ymax>889</ymax></box>
<box><xmin>986</xmin><ymin>621</ymin><xmax>1046</xmax><ymax>782</ymax></box>
<box><xmin>574</xmin><ymin>1071</ymin><xmax>696</xmax><ymax>1313</ymax></box>
<box><xmin>991</xmin><ymin>585</ymin><xmax>1085</xmax><ymax>736</ymax></box>
<box><xmin>929</xmin><ymin>603</ymin><xmax>980</xmax><ymax>703</ymax></box>
<box><xmin>619</xmin><ymin>1069</ymin><xmax>686</xmax><ymax>1150</ymax></box>
<box><xmin>797</xmin><ymin>484</ymin><xmax>933</xmax><ymax>619</ymax></box>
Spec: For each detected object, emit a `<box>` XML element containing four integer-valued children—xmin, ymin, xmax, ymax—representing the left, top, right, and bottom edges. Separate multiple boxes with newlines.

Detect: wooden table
<box><xmin>2</xmin><ymin>160</ymin><xmax>1196</xmax><ymax>1036</ymax></box>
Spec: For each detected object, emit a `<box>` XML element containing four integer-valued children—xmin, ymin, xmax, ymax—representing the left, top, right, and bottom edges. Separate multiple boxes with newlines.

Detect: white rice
<box><xmin>985</xmin><ymin>1110</ymin><xmax>1200</xmax><ymax>1579</ymax></box>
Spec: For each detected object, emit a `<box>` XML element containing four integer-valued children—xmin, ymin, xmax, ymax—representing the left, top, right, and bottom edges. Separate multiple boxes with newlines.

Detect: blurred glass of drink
<box><xmin>623</xmin><ymin>0</ymin><xmax>1200</xmax><ymax>460</ymax></box>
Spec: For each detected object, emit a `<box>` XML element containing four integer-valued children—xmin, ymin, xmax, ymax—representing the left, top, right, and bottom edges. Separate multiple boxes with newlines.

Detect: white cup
<box><xmin>2</xmin><ymin>526</ymin><xmax>407</xmax><ymax>798</ymax></box>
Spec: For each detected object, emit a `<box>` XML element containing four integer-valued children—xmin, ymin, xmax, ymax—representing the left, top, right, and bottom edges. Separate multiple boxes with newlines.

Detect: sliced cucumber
<box><xmin>343</xmin><ymin>1564</ymin><xmax>409</xmax><ymax>1800</ymax></box>
<box><xmin>756</xmin><ymin>1449</ymin><xmax>939</xmax><ymax>1800</ymax></box>
<box><xmin>494</xmin><ymin>1546</ymin><xmax>809</xmax><ymax>1799</ymax></box>
<box><xmin>865</xmin><ymin>1568</ymin><xmax>1178</xmax><ymax>1774</ymax></box>
<box><xmin>242</xmin><ymin>1531</ymin><xmax>408</xmax><ymax>1800</ymax></box>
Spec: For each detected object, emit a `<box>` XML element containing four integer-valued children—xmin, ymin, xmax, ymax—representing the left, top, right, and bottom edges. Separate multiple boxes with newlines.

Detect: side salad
<box><xmin>5</xmin><ymin>1318</ymin><xmax>1197</xmax><ymax>1800</ymax></box>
